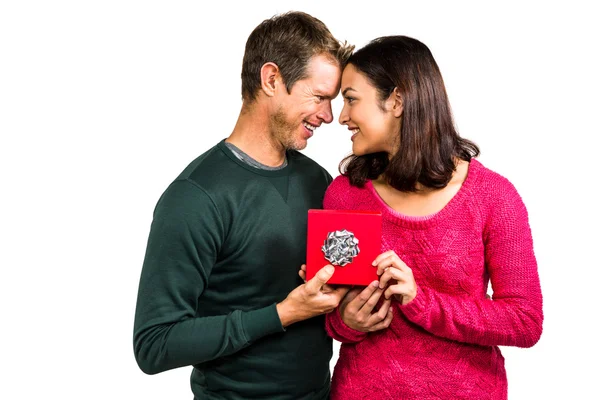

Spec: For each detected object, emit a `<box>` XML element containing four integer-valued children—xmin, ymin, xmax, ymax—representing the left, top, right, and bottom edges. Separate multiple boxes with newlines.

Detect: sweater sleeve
<box><xmin>399</xmin><ymin>182</ymin><xmax>543</xmax><ymax>348</ymax></box>
<box><xmin>133</xmin><ymin>179</ymin><xmax>284</xmax><ymax>375</ymax></box>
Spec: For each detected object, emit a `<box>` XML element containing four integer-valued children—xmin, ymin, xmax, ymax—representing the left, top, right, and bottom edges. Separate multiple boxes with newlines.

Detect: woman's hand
<box><xmin>339</xmin><ymin>283</ymin><xmax>393</xmax><ymax>332</ymax></box>
<box><xmin>299</xmin><ymin>265</ymin><xmax>393</xmax><ymax>332</ymax></box>
<box><xmin>374</xmin><ymin>251</ymin><xmax>417</xmax><ymax>305</ymax></box>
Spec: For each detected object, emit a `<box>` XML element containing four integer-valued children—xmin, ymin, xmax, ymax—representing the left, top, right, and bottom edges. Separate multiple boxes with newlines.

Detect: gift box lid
<box><xmin>306</xmin><ymin>209</ymin><xmax>382</xmax><ymax>286</ymax></box>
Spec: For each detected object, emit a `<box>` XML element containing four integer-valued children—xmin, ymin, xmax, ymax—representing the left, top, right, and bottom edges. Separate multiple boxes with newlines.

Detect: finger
<box><xmin>350</xmin><ymin>281</ymin><xmax>380</xmax><ymax>309</ymax></box>
<box><xmin>369</xmin><ymin>307</ymin><xmax>393</xmax><ymax>332</ymax></box>
<box><xmin>298</xmin><ymin>269</ymin><xmax>306</xmax><ymax>281</ymax></box>
<box><xmin>375</xmin><ymin>255</ymin><xmax>394</xmax><ymax>275</ymax></box>
<box><xmin>372</xmin><ymin>250</ymin><xmax>398</xmax><ymax>266</ymax></box>
<box><xmin>376</xmin><ymin>255</ymin><xmax>407</xmax><ymax>276</ymax></box>
<box><xmin>379</xmin><ymin>267</ymin><xmax>403</xmax><ymax>289</ymax></box>
<box><xmin>375</xmin><ymin>298</ymin><xmax>392</xmax><ymax>320</ymax></box>
<box><xmin>358</xmin><ymin>285</ymin><xmax>385</xmax><ymax>315</ymax></box>
<box><xmin>384</xmin><ymin>284</ymin><xmax>407</xmax><ymax>300</ymax></box>
<box><xmin>305</xmin><ymin>265</ymin><xmax>335</xmax><ymax>294</ymax></box>
<box><xmin>363</xmin><ymin>297</ymin><xmax>390</xmax><ymax>326</ymax></box>
<box><xmin>298</xmin><ymin>264</ymin><xmax>307</xmax><ymax>281</ymax></box>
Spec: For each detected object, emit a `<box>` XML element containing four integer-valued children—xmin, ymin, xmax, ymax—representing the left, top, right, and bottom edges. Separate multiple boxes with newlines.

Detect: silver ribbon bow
<box><xmin>321</xmin><ymin>229</ymin><xmax>360</xmax><ymax>266</ymax></box>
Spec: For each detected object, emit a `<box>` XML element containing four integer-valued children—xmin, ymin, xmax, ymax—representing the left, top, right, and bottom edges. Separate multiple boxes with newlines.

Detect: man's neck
<box><xmin>226</xmin><ymin>104</ymin><xmax>287</xmax><ymax>167</ymax></box>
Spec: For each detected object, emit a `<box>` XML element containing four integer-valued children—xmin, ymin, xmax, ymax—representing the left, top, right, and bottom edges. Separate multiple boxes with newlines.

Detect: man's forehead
<box><xmin>305</xmin><ymin>56</ymin><xmax>341</xmax><ymax>94</ymax></box>
<box><xmin>306</xmin><ymin>54</ymin><xmax>341</xmax><ymax>77</ymax></box>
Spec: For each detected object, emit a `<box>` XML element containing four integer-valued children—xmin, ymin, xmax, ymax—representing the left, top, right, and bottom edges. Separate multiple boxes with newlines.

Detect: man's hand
<box><xmin>277</xmin><ymin>265</ymin><xmax>350</xmax><ymax>327</ymax></box>
<box><xmin>339</xmin><ymin>281</ymin><xmax>393</xmax><ymax>332</ymax></box>
<box><xmin>298</xmin><ymin>264</ymin><xmax>308</xmax><ymax>282</ymax></box>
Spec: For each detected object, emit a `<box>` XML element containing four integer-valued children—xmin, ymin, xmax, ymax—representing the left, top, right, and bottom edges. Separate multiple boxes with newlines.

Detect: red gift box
<box><xmin>306</xmin><ymin>209</ymin><xmax>382</xmax><ymax>286</ymax></box>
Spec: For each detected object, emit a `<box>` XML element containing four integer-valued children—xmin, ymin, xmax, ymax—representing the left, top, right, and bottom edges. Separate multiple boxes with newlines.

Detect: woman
<box><xmin>324</xmin><ymin>36</ymin><xmax>543</xmax><ymax>399</ymax></box>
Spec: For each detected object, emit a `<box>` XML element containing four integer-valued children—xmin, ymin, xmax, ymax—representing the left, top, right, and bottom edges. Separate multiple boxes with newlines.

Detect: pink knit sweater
<box><xmin>324</xmin><ymin>159</ymin><xmax>543</xmax><ymax>400</ymax></box>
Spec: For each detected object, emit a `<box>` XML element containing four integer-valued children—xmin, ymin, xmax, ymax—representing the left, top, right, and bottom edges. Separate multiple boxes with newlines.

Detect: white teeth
<box><xmin>303</xmin><ymin>122</ymin><xmax>317</xmax><ymax>131</ymax></box>
<box><xmin>351</xmin><ymin>128</ymin><xmax>360</xmax><ymax>134</ymax></box>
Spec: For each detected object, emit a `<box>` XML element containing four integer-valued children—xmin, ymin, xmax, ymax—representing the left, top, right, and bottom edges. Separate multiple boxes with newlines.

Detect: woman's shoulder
<box><xmin>469</xmin><ymin>158</ymin><xmax>518</xmax><ymax>195</ymax></box>
<box><xmin>326</xmin><ymin>174</ymin><xmax>373</xmax><ymax>196</ymax></box>
<box><xmin>468</xmin><ymin>159</ymin><xmax>526</xmax><ymax>216</ymax></box>
<box><xmin>327</xmin><ymin>174</ymin><xmax>351</xmax><ymax>191</ymax></box>
<box><xmin>324</xmin><ymin>174</ymin><xmax>371</xmax><ymax>209</ymax></box>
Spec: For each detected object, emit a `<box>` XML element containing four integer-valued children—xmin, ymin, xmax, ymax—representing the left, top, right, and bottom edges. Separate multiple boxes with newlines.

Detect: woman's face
<box><xmin>338</xmin><ymin>64</ymin><xmax>402</xmax><ymax>156</ymax></box>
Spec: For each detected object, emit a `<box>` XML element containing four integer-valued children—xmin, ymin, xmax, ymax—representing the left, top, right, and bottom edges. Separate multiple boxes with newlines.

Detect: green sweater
<box><xmin>134</xmin><ymin>140</ymin><xmax>333</xmax><ymax>399</ymax></box>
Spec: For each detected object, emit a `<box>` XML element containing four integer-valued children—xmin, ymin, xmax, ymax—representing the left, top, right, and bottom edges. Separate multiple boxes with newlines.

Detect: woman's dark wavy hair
<box><xmin>340</xmin><ymin>36</ymin><xmax>480</xmax><ymax>191</ymax></box>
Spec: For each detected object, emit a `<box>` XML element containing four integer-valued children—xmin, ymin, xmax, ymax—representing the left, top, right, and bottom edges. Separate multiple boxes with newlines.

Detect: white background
<box><xmin>1</xmin><ymin>1</ymin><xmax>599</xmax><ymax>399</ymax></box>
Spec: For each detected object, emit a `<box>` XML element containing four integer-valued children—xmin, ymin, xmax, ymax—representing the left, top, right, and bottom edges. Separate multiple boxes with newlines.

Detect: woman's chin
<box><xmin>352</xmin><ymin>145</ymin><xmax>365</xmax><ymax>156</ymax></box>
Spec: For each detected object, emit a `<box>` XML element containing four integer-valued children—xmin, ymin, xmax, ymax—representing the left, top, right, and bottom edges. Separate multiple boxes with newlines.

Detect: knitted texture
<box><xmin>325</xmin><ymin>159</ymin><xmax>543</xmax><ymax>400</ymax></box>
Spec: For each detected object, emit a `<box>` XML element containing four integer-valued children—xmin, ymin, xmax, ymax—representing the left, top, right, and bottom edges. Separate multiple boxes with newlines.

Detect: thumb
<box><xmin>305</xmin><ymin>265</ymin><xmax>335</xmax><ymax>293</ymax></box>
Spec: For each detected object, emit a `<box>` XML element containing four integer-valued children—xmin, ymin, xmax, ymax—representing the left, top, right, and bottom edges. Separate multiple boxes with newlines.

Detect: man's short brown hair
<box><xmin>241</xmin><ymin>11</ymin><xmax>354</xmax><ymax>103</ymax></box>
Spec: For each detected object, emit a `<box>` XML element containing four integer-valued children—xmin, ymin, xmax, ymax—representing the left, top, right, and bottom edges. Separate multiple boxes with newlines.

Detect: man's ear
<box><xmin>260</xmin><ymin>62</ymin><xmax>280</xmax><ymax>97</ymax></box>
<box><xmin>390</xmin><ymin>87</ymin><xmax>404</xmax><ymax>118</ymax></box>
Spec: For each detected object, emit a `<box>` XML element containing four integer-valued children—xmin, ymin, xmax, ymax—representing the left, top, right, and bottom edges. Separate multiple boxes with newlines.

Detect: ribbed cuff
<box><xmin>326</xmin><ymin>308</ymin><xmax>368</xmax><ymax>343</ymax></box>
<box><xmin>241</xmin><ymin>303</ymin><xmax>285</xmax><ymax>343</ymax></box>
<box><xmin>398</xmin><ymin>285</ymin><xmax>426</xmax><ymax>323</ymax></box>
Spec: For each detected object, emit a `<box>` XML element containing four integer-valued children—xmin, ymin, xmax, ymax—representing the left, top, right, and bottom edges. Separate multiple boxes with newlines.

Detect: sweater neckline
<box><xmin>365</xmin><ymin>159</ymin><xmax>481</xmax><ymax>228</ymax></box>
<box><xmin>217</xmin><ymin>139</ymin><xmax>293</xmax><ymax>177</ymax></box>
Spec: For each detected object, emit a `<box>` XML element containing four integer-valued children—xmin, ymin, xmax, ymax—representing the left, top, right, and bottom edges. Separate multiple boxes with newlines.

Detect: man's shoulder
<box><xmin>151</xmin><ymin>142</ymin><xmax>233</xmax><ymax>217</ymax></box>
<box><xmin>174</xmin><ymin>140</ymin><xmax>261</xmax><ymax>196</ymax></box>
<box><xmin>289</xmin><ymin>150</ymin><xmax>331</xmax><ymax>179</ymax></box>
<box><xmin>177</xmin><ymin>141</ymin><xmax>229</xmax><ymax>182</ymax></box>
<box><xmin>289</xmin><ymin>150</ymin><xmax>321</xmax><ymax>167</ymax></box>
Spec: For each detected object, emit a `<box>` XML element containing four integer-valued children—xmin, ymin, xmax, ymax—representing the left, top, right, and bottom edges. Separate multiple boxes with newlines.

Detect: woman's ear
<box><xmin>391</xmin><ymin>87</ymin><xmax>403</xmax><ymax>118</ymax></box>
<box><xmin>260</xmin><ymin>62</ymin><xmax>280</xmax><ymax>97</ymax></box>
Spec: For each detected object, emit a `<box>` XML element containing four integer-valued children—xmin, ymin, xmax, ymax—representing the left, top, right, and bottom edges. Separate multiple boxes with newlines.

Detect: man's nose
<box><xmin>317</xmin><ymin>102</ymin><xmax>334</xmax><ymax>124</ymax></box>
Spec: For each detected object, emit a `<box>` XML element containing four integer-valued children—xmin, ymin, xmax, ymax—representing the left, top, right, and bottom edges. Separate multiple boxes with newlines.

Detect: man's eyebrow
<box><xmin>313</xmin><ymin>89</ymin><xmax>336</xmax><ymax>100</ymax></box>
<box><xmin>342</xmin><ymin>87</ymin><xmax>356</xmax><ymax>96</ymax></box>
<box><xmin>317</xmin><ymin>94</ymin><xmax>335</xmax><ymax>100</ymax></box>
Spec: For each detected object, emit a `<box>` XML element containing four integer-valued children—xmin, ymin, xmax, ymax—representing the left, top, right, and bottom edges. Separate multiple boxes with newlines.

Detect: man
<box><xmin>133</xmin><ymin>11</ymin><xmax>354</xmax><ymax>399</ymax></box>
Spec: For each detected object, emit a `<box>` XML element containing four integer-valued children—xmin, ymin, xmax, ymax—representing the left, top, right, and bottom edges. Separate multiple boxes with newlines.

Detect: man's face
<box><xmin>270</xmin><ymin>54</ymin><xmax>342</xmax><ymax>151</ymax></box>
